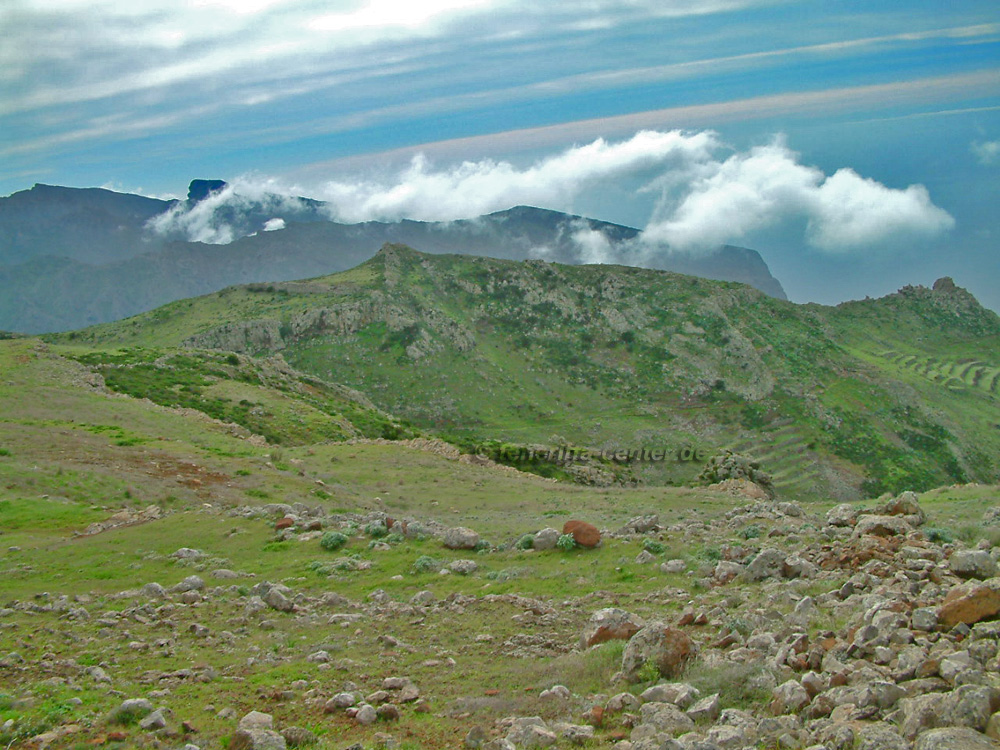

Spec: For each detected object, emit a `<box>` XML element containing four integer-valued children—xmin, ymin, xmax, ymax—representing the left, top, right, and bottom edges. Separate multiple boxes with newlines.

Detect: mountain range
<box><xmin>51</xmin><ymin>243</ymin><xmax>1000</xmax><ymax>500</ymax></box>
<box><xmin>0</xmin><ymin>180</ymin><xmax>785</xmax><ymax>333</ymax></box>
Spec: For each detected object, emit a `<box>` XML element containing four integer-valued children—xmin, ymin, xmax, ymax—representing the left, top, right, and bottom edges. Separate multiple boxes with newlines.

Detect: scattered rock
<box><xmin>563</xmin><ymin>520</ymin><xmax>601</xmax><ymax>548</ymax></box>
<box><xmin>580</xmin><ymin>608</ymin><xmax>644</xmax><ymax>648</ymax></box>
<box><xmin>620</xmin><ymin>623</ymin><xmax>695</xmax><ymax>682</ymax></box>
<box><xmin>443</xmin><ymin>527</ymin><xmax>480</xmax><ymax>550</ymax></box>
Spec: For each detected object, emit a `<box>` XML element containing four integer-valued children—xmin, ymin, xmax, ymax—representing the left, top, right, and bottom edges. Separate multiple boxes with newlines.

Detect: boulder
<box><xmin>938</xmin><ymin>578</ymin><xmax>1000</xmax><ymax>628</ymax></box>
<box><xmin>621</xmin><ymin>623</ymin><xmax>695</xmax><ymax>682</ymax></box>
<box><xmin>826</xmin><ymin>503</ymin><xmax>860</xmax><ymax>527</ymax></box>
<box><xmin>580</xmin><ymin>608</ymin><xmax>644</xmax><ymax>648</ymax></box>
<box><xmin>914</xmin><ymin>728</ymin><xmax>1000</xmax><ymax>750</ymax></box>
<box><xmin>443</xmin><ymin>527</ymin><xmax>480</xmax><ymax>550</ymax></box>
<box><xmin>532</xmin><ymin>528</ymin><xmax>560</xmax><ymax>550</ymax></box>
<box><xmin>951</xmin><ymin>550</ymin><xmax>999</xmax><ymax>580</ymax></box>
<box><xmin>563</xmin><ymin>520</ymin><xmax>601</xmax><ymax>548</ymax></box>
<box><xmin>636</xmin><ymin>701</ymin><xmax>695</xmax><ymax>735</ymax></box>
<box><xmin>743</xmin><ymin>548</ymin><xmax>786</xmax><ymax>581</ymax></box>
<box><xmin>853</xmin><ymin>515</ymin><xmax>912</xmax><ymax>538</ymax></box>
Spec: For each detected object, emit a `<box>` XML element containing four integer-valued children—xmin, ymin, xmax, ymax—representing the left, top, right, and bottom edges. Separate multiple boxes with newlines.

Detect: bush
<box><xmin>643</xmin><ymin>539</ymin><xmax>666</xmax><ymax>555</ymax></box>
<box><xmin>320</xmin><ymin>531</ymin><xmax>348</xmax><ymax>552</ymax></box>
<box><xmin>740</xmin><ymin>525</ymin><xmax>761</xmax><ymax>540</ymax></box>
<box><xmin>364</xmin><ymin>521</ymin><xmax>388</xmax><ymax>538</ymax></box>
<box><xmin>516</xmin><ymin>534</ymin><xmax>535</xmax><ymax>550</ymax></box>
<box><xmin>925</xmin><ymin>527</ymin><xmax>954</xmax><ymax>544</ymax></box>
<box><xmin>556</xmin><ymin>534</ymin><xmax>577</xmax><ymax>551</ymax></box>
<box><xmin>412</xmin><ymin>555</ymin><xmax>440</xmax><ymax>573</ymax></box>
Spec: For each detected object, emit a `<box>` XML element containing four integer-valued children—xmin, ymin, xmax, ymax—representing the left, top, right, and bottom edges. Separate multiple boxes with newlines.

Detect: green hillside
<box><xmin>50</xmin><ymin>245</ymin><xmax>1000</xmax><ymax>499</ymax></box>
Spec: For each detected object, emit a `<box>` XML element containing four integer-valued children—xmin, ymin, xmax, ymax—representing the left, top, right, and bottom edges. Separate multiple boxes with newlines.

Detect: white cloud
<box><xmin>642</xmin><ymin>138</ymin><xmax>954</xmax><ymax>253</ymax></box>
<box><xmin>972</xmin><ymin>139</ymin><xmax>1000</xmax><ymax>165</ymax></box>
<box><xmin>318</xmin><ymin>130</ymin><xmax>718</xmax><ymax>222</ymax></box>
<box><xmin>568</xmin><ymin>222</ymin><xmax>616</xmax><ymax>265</ymax></box>
<box><xmin>147</xmin><ymin>178</ymin><xmax>308</xmax><ymax>243</ymax></box>
<box><xmin>145</xmin><ymin>130</ymin><xmax>954</xmax><ymax>255</ymax></box>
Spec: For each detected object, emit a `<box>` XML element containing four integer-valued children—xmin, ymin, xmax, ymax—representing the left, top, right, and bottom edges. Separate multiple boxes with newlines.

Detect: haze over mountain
<box><xmin>0</xmin><ymin>180</ymin><xmax>785</xmax><ymax>334</ymax></box>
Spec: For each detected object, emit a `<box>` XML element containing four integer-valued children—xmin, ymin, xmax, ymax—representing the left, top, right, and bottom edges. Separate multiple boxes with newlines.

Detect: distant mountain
<box><xmin>0</xmin><ymin>181</ymin><xmax>786</xmax><ymax>333</ymax></box>
<box><xmin>53</xmin><ymin>244</ymin><xmax>1000</xmax><ymax>499</ymax></box>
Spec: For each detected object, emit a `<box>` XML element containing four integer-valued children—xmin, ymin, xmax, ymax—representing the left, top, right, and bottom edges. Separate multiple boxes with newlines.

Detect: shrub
<box><xmin>740</xmin><ymin>525</ymin><xmax>761</xmax><ymax>540</ymax></box>
<box><xmin>643</xmin><ymin>539</ymin><xmax>666</xmax><ymax>555</ymax></box>
<box><xmin>412</xmin><ymin>555</ymin><xmax>440</xmax><ymax>574</ymax></box>
<box><xmin>516</xmin><ymin>534</ymin><xmax>534</xmax><ymax>550</ymax></box>
<box><xmin>925</xmin><ymin>527</ymin><xmax>954</xmax><ymax>544</ymax></box>
<box><xmin>320</xmin><ymin>531</ymin><xmax>348</xmax><ymax>552</ymax></box>
<box><xmin>556</xmin><ymin>534</ymin><xmax>577</xmax><ymax>551</ymax></box>
<box><xmin>364</xmin><ymin>521</ymin><xmax>388</xmax><ymax>538</ymax></box>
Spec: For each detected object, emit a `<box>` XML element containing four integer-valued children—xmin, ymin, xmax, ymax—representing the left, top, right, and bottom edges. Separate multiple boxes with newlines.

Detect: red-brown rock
<box><xmin>563</xmin><ymin>520</ymin><xmax>601</xmax><ymax>548</ymax></box>
<box><xmin>938</xmin><ymin>577</ymin><xmax>1000</xmax><ymax>628</ymax></box>
<box><xmin>275</xmin><ymin>517</ymin><xmax>295</xmax><ymax>530</ymax></box>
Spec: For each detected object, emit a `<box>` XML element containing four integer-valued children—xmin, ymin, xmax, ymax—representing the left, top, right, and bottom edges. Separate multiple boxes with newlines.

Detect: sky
<box><xmin>2</xmin><ymin>0</ymin><xmax>999</xmax><ymax>310</ymax></box>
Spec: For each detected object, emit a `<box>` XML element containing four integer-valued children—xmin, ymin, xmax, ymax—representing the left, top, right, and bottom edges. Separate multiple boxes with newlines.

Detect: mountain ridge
<box><xmin>0</xmin><ymin>181</ymin><xmax>786</xmax><ymax>333</ymax></box>
<box><xmin>51</xmin><ymin>243</ymin><xmax>1000</xmax><ymax>500</ymax></box>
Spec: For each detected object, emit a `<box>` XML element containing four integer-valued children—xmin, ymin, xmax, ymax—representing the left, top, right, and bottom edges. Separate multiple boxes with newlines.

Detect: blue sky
<box><xmin>2</xmin><ymin>0</ymin><xmax>999</xmax><ymax>309</ymax></box>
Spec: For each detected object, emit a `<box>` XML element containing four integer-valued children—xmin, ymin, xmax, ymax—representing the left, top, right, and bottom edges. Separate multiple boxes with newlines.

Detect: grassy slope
<box><xmin>3</xmin><ymin>331</ymin><xmax>1000</xmax><ymax>748</ymax></box>
<box><xmin>47</xmin><ymin>246</ymin><xmax>1000</xmax><ymax>499</ymax></box>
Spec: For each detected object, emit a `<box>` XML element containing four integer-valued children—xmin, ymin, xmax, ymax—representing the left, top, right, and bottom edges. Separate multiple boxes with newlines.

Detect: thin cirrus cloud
<box><xmin>1</xmin><ymin>0</ymin><xmax>762</xmax><ymax>113</ymax></box>
<box><xmin>152</xmin><ymin>130</ymin><xmax>955</xmax><ymax>256</ymax></box>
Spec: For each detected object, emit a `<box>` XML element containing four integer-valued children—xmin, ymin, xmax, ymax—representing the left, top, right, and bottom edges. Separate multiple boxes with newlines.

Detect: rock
<box><xmin>355</xmin><ymin>704</ymin><xmax>377</xmax><ymax>725</ymax></box>
<box><xmin>912</xmin><ymin>607</ymin><xmax>939</xmax><ymax>632</ymax></box>
<box><xmin>560</xmin><ymin>724</ymin><xmax>594</xmax><ymax>745</ymax></box>
<box><xmin>324</xmin><ymin>693</ymin><xmax>357</xmax><ymax>711</ymax></box>
<box><xmin>914</xmin><ymin>727</ymin><xmax>1000</xmax><ymax>750</ymax></box>
<box><xmin>661</xmin><ymin>559</ymin><xmax>687</xmax><ymax>574</ymax></box>
<box><xmin>714</xmin><ymin>560</ymin><xmax>744</xmax><ymax>583</ymax></box>
<box><xmin>231</xmin><ymin>712</ymin><xmax>286</xmax><ymax>750</ymax></box>
<box><xmin>826</xmin><ymin>503</ymin><xmax>860</xmax><ymax>527</ymax></box>
<box><xmin>141</xmin><ymin>582</ymin><xmax>167</xmax><ymax>598</ymax></box>
<box><xmin>275</xmin><ymin>517</ymin><xmax>295</xmax><ymax>530</ymax></box>
<box><xmin>853</xmin><ymin>515</ymin><xmax>912</xmax><ymax>538</ymax></box>
<box><xmin>770</xmin><ymin>680</ymin><xmax>810</xmax><ymax>715</ymax></box>
<box><xmin>443</xmin><ymin>527</ymin><xmax>480</xmax><ymax>550</ymax></box>
<box><xmin>686</xmin><ymin>693</ymin><xmax>721</xmax><ymax>722</ymax></box>
<box><xmin>938</xmin><ymin>578</ymin><xmax>1000</xmax><ymax>628</ymax></box>
<box><xmin>281</xmin><ymin>726</ymin><xmax>318</xmax><ymax>747</ymax></box>
<box><xmin>563</xmin><ymin>520</ymin><xmax>601</xmax><ymax>548</ymax></box>
<box><xmin>533</xmin><ymin>528</ymin><xmax>560</xmax><ymax>550</ymax></box>
<box><xmin>743</xmin><ymin>548</ymin><xmax>786</xmax><ymax>581</ymax></box>
<box><xmin>171</xmin><ymin>575</ymin><xmax>205</xmax><ymax>593</ymax></box>
<box><xmin>465</xmin><ymin>726</ymin><xmax>488</xmax><ymax>748</ymax></box>
<box><xmin>172</xmin><ymin>548</ymin><xmax>205</xmax><ymax>559</ymax></box>
<box><xmin>238</xmin><ymin>712</ymin><xmax>274</xmax><ymax>732</ymax></box>
<box><xmin>230</xmin><ymin>730</ymin><xmax>287</xmax><ymax>750</ymax></box>
<box><xmin>640</xmin><ymin>683</ymin><xmax>700</xmax><ymax>708</ymax></box>
<box><xmin>621</xmin><ymin>623</ymin><xmax>695</xmax><ymax>682</ymax></box>
<box><xmin>110</xmin><ymin>698</ymin><xmax>154</xmax><ymax>723</ymax></box>
<box><xmin>880</xmin><ymin>490</ymin><xmax>927</xmax><ymax>524</ymax></box>
<box><xmin>449</xmin><ymin>559</ymin><xmax>478</xmax><ymax>575</ymax></box>
<box><xmin>506</xmin><ymin>717</ymin><xmax>557</xmax><ymax>748</ymax></box>
<box><xmin>263</xmin><ymin>586</ymin><xmax>295</xmax><ymax>613</ymax></box>
<box><xmin>637</xmin><ymin>701</ymin><xmax>696</xmax><ymax>734</ymax></box>
<box><xmin>951</xmin><ymin>550</ymin><xmax>999</xmax><ymax>580</ymax></box>
<box><xmin>139</xmin><ymin>709</ymin><xmax>167</xmax><ymax>731</ymax></box>
<box><xmin>580</xmin><ymin>608</ymin><xmax>645</xmax><ymax>648</ymax></box>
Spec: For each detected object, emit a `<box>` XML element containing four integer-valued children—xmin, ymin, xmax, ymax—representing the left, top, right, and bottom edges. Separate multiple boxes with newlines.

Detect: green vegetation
<box><xmin>44</xmin><ymin>245</ymin><xmax>999</xmax><ymax>498</ymax></box>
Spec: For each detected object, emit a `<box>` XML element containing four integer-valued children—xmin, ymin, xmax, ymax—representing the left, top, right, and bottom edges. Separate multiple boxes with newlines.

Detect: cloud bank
<box><xmin>149</xmin><ymin>130</ymin><xmax>954</xmax><ymax>254</ymax></box>
<box><xmin>643</xmin><ymin>139</ymin><xmax>955</xmax><ymax>253</ymax></box>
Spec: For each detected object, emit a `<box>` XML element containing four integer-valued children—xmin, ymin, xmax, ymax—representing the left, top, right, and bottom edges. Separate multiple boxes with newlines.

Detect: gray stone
<box><xmin>743</xmin><ymin>548</ymin><xmax>787</xmax><ymax>581</ymax></box>
<box><xmin>532</xmin><ymin>528</ymin><xmax>560</xmax><ymax>551</ymax></box>
<box><xmin>914</xmin><ymin>727</ymin><xmax>1000</xmax><ymax>750</ymax></box>
<box><xmin>912</xmin><ymin>607</ymin><xmax>938</xmax><ymax>632</ymax></box>
<box><xmin>951</xmin><ymin>550</ymin><xmax>999</xmax><ymax>580</ymax></box>
<box><xmin>170</xmin><ymin>575</ymin><xmax>205</xmax><ymax>593</ymax></box>
<box><xmin>139</xmin><ymin>709</ymin><xmax>167</xmax><ymax>731</ymax></box>
<box><xmin>443</xmin><ymin>527</ymin><xmax>480</xmax><ymax>550</ymax></box>
<box><xmin>506</xmin><ymin>717</ymin><xmax>556</xmax><ymax>748</ymax></box>
<box><xmin>637</xmin><ymin>702</ymin><xmax>695</xmax><ymax>734</ymax></box>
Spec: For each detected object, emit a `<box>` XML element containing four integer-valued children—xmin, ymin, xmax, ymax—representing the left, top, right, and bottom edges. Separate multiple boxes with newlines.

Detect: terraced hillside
<box><xmin>47</xmin><ymin>246</ymin><xmax>1000</xmax><ymax>499</ymax></box>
